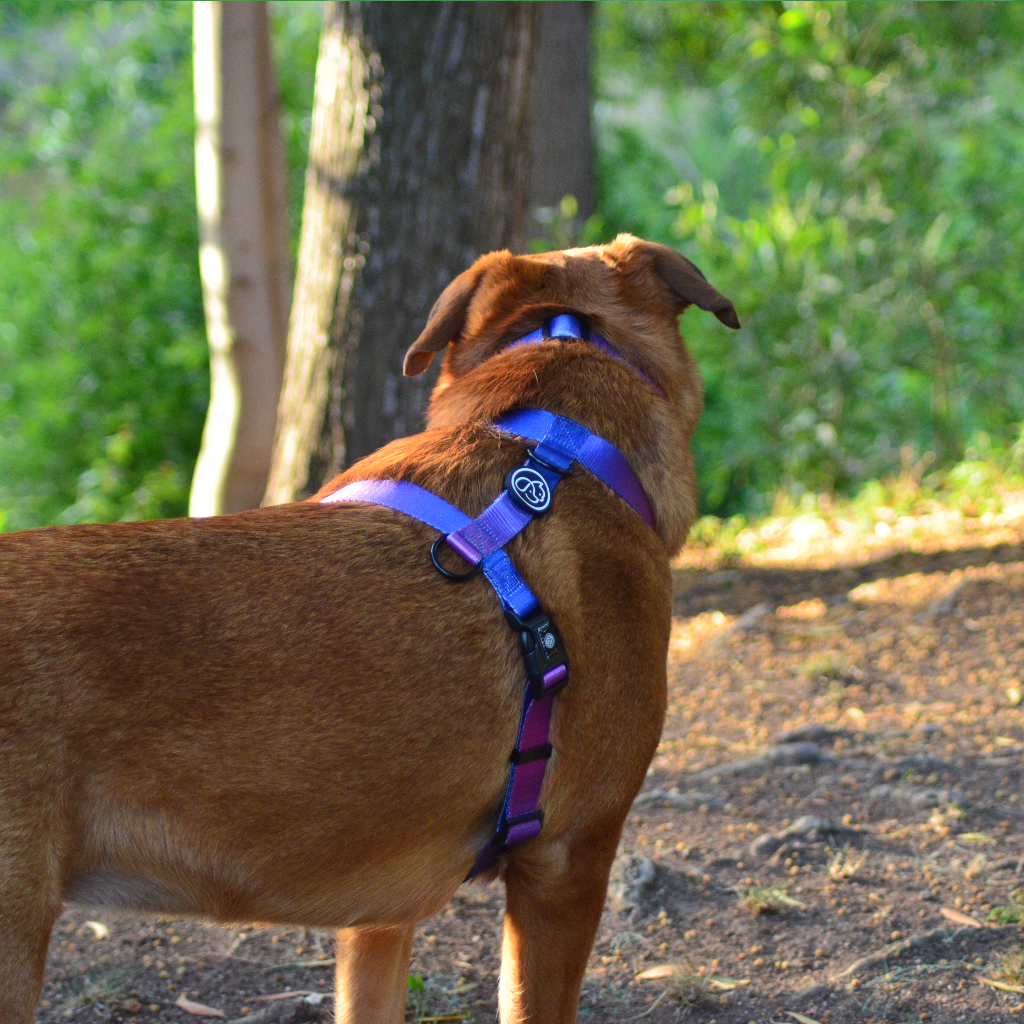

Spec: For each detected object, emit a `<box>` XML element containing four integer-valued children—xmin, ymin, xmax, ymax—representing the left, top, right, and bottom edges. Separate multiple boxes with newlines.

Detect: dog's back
<box><xmin>0</xmin><ymin>429</ymin><xmax>668</xmax><ymax>922</ymax></box>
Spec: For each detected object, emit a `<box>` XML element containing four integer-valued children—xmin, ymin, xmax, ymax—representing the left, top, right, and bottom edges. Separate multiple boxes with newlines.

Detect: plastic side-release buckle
<box><xmin>505</xmin><ymin>608</ymin><xmax>569</xmax><ymax>701</ymax></box>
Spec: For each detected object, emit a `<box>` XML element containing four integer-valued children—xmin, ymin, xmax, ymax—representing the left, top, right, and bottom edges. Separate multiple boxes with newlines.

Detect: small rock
<box><xmin>779</xmin><ymin>815</ymin><xmax>854</xmax><ymax>842</ymax></box>
<box><xmin>229</xmin><ymin>999</ymin><xmax>323</xmax><ymax>1024</ymax></box>
<box><xmin>869</xmin><ymin>784</ymin><xmax>964</xmax><ymax>809</ymax></box>
<box><xmin>773</xmin><ymin>723</ymin><xmax>839</xmax><ymax>746</ymax></box>
<box><xmin>767</xmin><ymin>742</ymin><xmax>836</xmax><ymax>767</ymax></box>
<box><xmin>883</xmin><ymin>753</ymin><xmax>950</xmax><ymax>774</ymax></box>
<box><xmin>692</xmin><ymin>741</ymin><xmax>835</xmax><ymax>783</ymax></box>
<box><xmin>607</xmin><ymin>855</ymin><xmax>657</xmax><ymax>915</ymax></box>
<box><xmin>733</xmin><ymin>602</ymin><xmax>772</xmax><ymax>631</ymax></box>
<box><xmin>917</xmin><ymin>583</ymin><xmax>965</xmax><ymax>622</ymax></box>
<box><xmin>706</xmin><ymin>856</ymin><xmax>738</xmax><ymax>870</ymax></box>
<box><xmin>633</xmin><ymin>788</ymin><xmax>721</xmax><ymax>810</ymax></box>
<box><xmin>797</xmin><ymin>982</ymin><xmax>832</xmax><ymax>1000</ymax></box>
<box><xmin>750</xmin><ymin>834</ymin><xmax>784</xmax><ymax>859</ymax></box>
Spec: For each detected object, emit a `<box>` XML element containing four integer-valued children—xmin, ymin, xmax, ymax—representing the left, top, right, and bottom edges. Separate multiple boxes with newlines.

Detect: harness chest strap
<box><xmin>321</xmin><ymin>410</ymin><xmax>653</xmax><ymax>877</ymax></box>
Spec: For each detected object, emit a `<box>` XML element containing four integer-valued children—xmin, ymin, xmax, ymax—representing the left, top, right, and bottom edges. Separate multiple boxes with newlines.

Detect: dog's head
<box><xmin>404</xmin><ymin>233</ymin><xmax>736</xmax><ymax>421</ymax></box>
<box><xmin>402</xmin><ymin>234</ymin><xmax>738</xmax><ymax>554</ymax></box>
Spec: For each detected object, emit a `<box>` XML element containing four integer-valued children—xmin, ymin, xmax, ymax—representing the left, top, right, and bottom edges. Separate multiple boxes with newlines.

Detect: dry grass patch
<box><xmin>828</xmin><ymin>844</ymin><xmax>866</xmax><ymax>881</ymax></box>
<box><xmin>980</xmin><ymin>948</ymin><xmax>1024</xmax><ymax>996</ymax></box>
<box><xmin>735</xmin><ymin>884</ymin><xmax>806</xmax><ymax>916</ymax></box>
<box><xmin>986</xmin><ymin>891</ymin><xmax>1024</xmax><ymax>927</ymax></box>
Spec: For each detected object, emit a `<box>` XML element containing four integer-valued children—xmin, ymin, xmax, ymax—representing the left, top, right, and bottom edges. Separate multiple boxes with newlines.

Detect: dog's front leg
<box><xmin>334</xmin><ymin>923</ymin><xmax>416</xmax><ymax>1024</ymax></box>
<box><xmin>498</xmin><ymin>828</ymin><xmax>621</xmax><ymax>1024</ymax></box>
<box><xmin>0</xmin><ymin>889</ymin><xmax>60</xmax><ymax>1024</ymax></box>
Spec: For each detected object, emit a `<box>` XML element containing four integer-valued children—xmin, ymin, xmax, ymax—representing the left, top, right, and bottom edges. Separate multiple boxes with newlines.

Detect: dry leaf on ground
<box><xmin>175</xmin><ymin>995</ymin><xmax>225</xmax><ymax>1017</ymax></box>
<box><xmin>979</xmin><ymin>977</ymin><xmax>1024</xmax><ymax>994</ymax></box>
<box><xmin>940</xmin><ymin>907</ymin><xmax>985</xmax><ymax>928</ymax></box>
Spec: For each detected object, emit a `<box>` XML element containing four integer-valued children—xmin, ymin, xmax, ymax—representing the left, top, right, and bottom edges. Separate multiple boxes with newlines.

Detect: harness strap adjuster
<box><xmin>495</xmin><ymin>809</ymin><xmax>544</xmax><ymax>847</ymax></box>
<box><xmin>526</xmin><ymin>448</ymin><xmax>572</xmax><ymax>477</ymax></box>
<box><xmin>510</xmin><ymin>743</ymin><xmax>553</xmax><ymax>766</ymax></box>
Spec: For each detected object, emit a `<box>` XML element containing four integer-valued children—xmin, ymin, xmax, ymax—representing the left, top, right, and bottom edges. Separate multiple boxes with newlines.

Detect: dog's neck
<box><xmin>425</xmin><ymin>342</ymin><xmax>701</xmax><ymax>558</ymax></box>
<box><xmin>502</xmin><ymin>314</ymin><xmax>664</xmax><ymax>397</ymax></box>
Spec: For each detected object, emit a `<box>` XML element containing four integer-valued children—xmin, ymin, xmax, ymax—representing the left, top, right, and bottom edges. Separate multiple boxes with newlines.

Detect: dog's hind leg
<box><xmin>498</xmin><ymin>827</ymin><xmax>621</xmax><ymax>1024</ymax></box>
<box><xmin>334</xmin><ymin>923</ymin><xmax>416</xmax><ymax>1024</ymax></box>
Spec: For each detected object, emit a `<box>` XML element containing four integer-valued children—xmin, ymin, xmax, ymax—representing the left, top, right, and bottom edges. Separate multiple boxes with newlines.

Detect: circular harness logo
<box><xmin>507</xmin><ymin>466</ymin><xmax>552</xmax><ymax>514</ymax></box>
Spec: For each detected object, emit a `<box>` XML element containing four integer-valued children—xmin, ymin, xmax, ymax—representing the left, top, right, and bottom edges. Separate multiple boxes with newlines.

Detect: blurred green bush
<box><xmin>2</xmin><ymin>2</ymin><xmax>1022</xmax><ymax>528</ymax></box>
<box><xmin>0</xmin><ymin>0</ymin><xmax>319</xmax><ymax>530</ymax></box>
<box><xmin>595</xmin><ymin>1</ymin><xmax>1024</xmax><ymax>515</ymax></box>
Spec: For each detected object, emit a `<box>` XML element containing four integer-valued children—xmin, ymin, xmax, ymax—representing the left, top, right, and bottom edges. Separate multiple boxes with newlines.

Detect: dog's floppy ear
<box><xmin>403</xmin><ymin>264</ymin><xmax>486</xmax><ymax>376</ymax></box>
<box><xmin>645</xmin><ymin>241</ymin><xmax>740</xmax><ymax>329</ymax></box>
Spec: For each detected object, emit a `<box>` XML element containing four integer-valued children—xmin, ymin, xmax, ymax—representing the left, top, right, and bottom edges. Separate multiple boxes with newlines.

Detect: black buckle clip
<box><xmin>505</xmin><ymin>608</ymin><xmax>569</xmax><ymax>701</ymax></box>
<box><xmin>495</xmin><ymin>809</ymin><xmax>544</xmax><ymax>847</ymax></box>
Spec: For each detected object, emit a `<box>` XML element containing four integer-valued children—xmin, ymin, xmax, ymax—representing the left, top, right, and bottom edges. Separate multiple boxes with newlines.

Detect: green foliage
<box><xmin>4</xmin><ymin>1</ymin><xmax>1022</xmax><ymax>527</ymax></box>
<box><xmin>0</xmin><ymin>1</ymin><xmax>204</xmax><ymax>528</ymax></box>
<box><xmin>987</xmin><ymin>894</ymin><xmax>1024</xmax><ymax>928</ymax></box>
<box><xmin>686</xmin><ymin>436</ymin><xmax>1024</xmax><ymax>561</ymax></box>
<box><xmin>406</xmin><ymin>971</ymin><xmax>473</xmax><ymax>1022</ymax></box>
<box><xmin>0</xmin><ymin>1</ymin><xmax>320</xmax><ymax>530</ymax></box>
<box><xmin>596</xmin><ymin>2</ymin><xmax>1024</xmax><ymax>515</ymax></box>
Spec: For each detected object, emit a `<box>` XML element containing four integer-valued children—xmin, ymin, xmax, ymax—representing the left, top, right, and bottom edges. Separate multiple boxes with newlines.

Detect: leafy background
<box><xmin>1</xmin><ymin>1</ymin><xmax>1022</xmax><ymax>530</ymax></box>
<box><xmin>0</xmin><ymin>0</ymin><xmax>318</xmax><ymax>530</ymax></box>
<box><xmin>594</xmin><ymin>1</ymin><xmax>1024</xmax><ymax>514</ymax></box>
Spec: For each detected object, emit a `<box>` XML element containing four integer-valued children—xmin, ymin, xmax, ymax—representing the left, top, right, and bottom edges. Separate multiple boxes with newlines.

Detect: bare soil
<box><xmin>35</xmin><ymin>513</ymin><xmax>1024</xmax><ymax>1024</ymax></box>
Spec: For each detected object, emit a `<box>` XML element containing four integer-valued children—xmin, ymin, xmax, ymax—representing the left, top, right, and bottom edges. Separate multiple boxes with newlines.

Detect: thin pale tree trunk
<box><xmin>190</xmin><ymin>0</ymin><xmax>291</xmax><ymax>516</ymax></box>
<box><xmin>264</xmin><ymin>1</ymin><xmax>538</xmax><ymax>505</ymax></box>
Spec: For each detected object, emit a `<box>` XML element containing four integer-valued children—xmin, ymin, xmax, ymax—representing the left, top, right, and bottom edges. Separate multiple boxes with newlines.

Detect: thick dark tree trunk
<box><xmin>528</xmin><ymin>1</ymin><xmax>593</xmax><ymax>223</ymax></box>
<box><xmin>264</xmin><ymin>1</ymin><xmax>538</xmax><ymax>505</ymax></box>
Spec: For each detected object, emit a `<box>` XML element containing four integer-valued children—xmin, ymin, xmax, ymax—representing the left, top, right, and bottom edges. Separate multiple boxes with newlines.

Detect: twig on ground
<box><xmin>833</xmin><ymin>925</ymin><xmax>1017</xmax><ymax>984</ymax></box>
<box><xmin>618</xmin><ymin>989</ymin><xmax>667</xmax><ymax>1022</ymax></box>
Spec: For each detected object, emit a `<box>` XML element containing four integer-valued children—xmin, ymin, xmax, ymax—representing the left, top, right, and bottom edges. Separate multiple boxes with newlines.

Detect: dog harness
<box><xmin>320</xmin><ymin>315</ymin><xmax>655</xmax><ymax>877</ymax></box>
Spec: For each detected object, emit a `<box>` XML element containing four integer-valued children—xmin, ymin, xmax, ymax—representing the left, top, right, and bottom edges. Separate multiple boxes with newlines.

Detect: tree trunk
<box><xmin>528</xmin><ymin>1</ymin><xmax>594</xmax><ymax>223</ymax></box>
<box><xmin>263</xmin><ymin>1</ymin><xmax>538</xmax><ymax>505</ymax></box>
<box><xmin>190</xmin><ymin>0</ymin><xmax>291</xmax><ymax>517</ymax></box>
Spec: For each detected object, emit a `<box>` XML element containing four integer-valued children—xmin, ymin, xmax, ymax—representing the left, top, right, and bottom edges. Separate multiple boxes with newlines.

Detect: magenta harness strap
<box><xmin>320</xmin><ymin>324</ymin><xmax>655</xmax><ymax>877</ymax></box>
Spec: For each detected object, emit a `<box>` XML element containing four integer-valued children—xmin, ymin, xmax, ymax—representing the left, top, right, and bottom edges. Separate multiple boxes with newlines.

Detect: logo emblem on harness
<box><xmin>506</xmin><ymin>466</ymin><xmax>552</xmax><ymax>515</ymax></box>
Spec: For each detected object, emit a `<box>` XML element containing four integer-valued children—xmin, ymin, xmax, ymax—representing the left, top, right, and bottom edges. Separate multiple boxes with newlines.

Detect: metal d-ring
<box><xmin>430</xmin><ymin>535</ymin><xmax>483</xmax><ymax>582</ymax></box>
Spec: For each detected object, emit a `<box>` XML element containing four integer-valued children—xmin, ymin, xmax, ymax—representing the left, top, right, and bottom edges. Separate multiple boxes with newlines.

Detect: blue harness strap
<box><xmin>320</xmin><ymin>344</ymin><xmax>656</xmax><ymax>876</ymax></box>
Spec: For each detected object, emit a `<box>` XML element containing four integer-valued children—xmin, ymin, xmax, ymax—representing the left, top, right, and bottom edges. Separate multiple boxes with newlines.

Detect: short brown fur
<box><xmin>0</xmin><ymin>234</ymin><xmax>736</xmax><ymax>1023</ymax></box>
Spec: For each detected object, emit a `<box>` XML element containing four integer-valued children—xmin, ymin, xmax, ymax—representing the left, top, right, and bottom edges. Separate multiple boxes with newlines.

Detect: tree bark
<box><xmin>263</xmin><ymin>1</ymin><xmax>538</xmax><ymax>505</ymax></box>
<box><xmin>528</xmin><ymin>1</ymin><xmax>594</xmax><ymax>222</ymax></box>
<box><xmin>190</xmin><ymin>0</ymin><xmax>291</xmax><ymax>517</ymax></box>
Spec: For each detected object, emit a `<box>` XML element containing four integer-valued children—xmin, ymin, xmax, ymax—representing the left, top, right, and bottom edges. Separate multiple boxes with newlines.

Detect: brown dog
<box><xmin>0</xmin><ymin>234</ymin><xmax>737</xmax><ymax>1023</ymax></box>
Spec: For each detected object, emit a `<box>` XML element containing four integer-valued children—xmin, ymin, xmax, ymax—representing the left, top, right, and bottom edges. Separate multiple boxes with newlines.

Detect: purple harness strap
<box><xmin>493</xmin><ymin>408</ymin><xmax>655</xmax><ymax>531</ymax></box>
<box><xmin>321</xmin><ymin>402</ymin><xmax>653</xmax><ymax>877</ymax></box>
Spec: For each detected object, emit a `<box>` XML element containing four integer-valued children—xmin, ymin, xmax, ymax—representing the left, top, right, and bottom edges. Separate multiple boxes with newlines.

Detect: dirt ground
<box><xmin>35</xmin><ymin>506</ymin><xmax>1024</xmax><ymax>1024</ymax></box>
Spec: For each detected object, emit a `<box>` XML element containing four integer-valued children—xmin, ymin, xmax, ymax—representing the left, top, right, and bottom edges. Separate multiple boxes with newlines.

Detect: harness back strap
<box><xmin>320</xmin><ymin>410</ymin><xmax>653</xmax><ymax>878</ymax></box>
